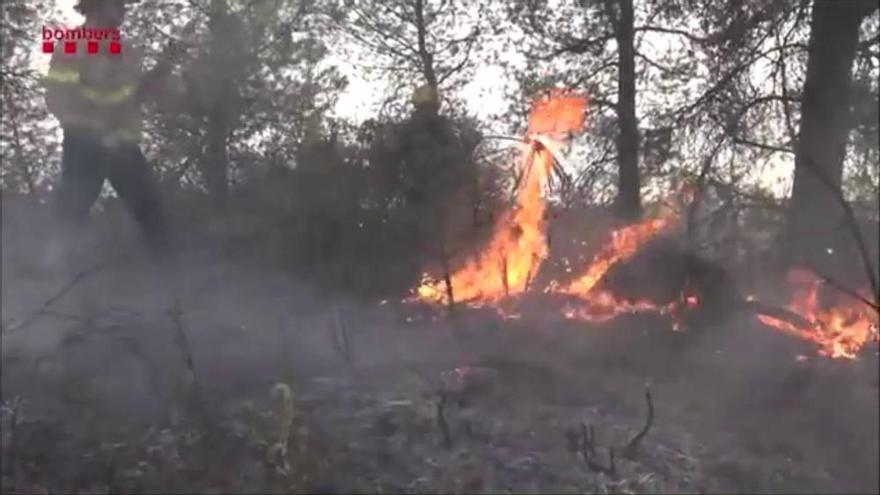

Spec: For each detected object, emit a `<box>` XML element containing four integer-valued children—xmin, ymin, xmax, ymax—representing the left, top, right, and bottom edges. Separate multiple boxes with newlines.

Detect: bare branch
<box><xmin>634</xmin><ymin>50</ymin><xmax>678</xmax><ymax>75</ymax></box>
<box><xmin>438</xmin><ymin>31</ymin><xmax>477</xmax><ymax>84</ymax></box>
<box><xmin>635</xmin><ymin>25</ymin><xmax>711</xmax><ymax>44</ymax></box>
<box><xmin>579</xmin><ymin>423</ymin><xmax>616</xmax><ymax>475</ymax></box>
<box><xmin>622</xmin><ymin>386</ymin><xmax>654</xmax><ymax>458</ymax></box>
<box><xmin>733</xmin><ymin>137</ymin><xmax>794</xmax><ymax>155</ymax></box>
<box><xmin>545</xmin><ymin>33</ymin><xmax>615</xmax><ymax>60</ymax></box>
<box><xmin>797</xmin><ymin>155</ymin><xmax>880</xmax><ymax>306</ymax></box>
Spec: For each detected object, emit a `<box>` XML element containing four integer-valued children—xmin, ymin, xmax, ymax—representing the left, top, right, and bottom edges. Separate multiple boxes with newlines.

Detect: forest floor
<box><xmin>1</xmin><ymin>202</ymin><xmax>878</xmax><ymax>494</ymax></box>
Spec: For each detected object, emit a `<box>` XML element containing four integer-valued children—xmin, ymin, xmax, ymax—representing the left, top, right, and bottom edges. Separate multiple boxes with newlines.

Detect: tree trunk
<box><xmin>414</xmin><ymin>0</ymin><xmax>438</xmax><ymax>90</ymax></box>
<box><xmin>205</xmin><ymin>102</ymin><xmax>230</xmax><ymax>205</ymax></box>
<box><xmin>786</xmin><ymin>0</ymin><xmax>876</xmax><ymax>270</ymax></box>
<box><xmin>203</xmin><ymin>0</ymin><xmax>232</xmax><ymax>206</ymax></box>
<box><xmin>613</xmin><ymin>0</ymin><xmax>641</xmax><ymax>221</ymax></box>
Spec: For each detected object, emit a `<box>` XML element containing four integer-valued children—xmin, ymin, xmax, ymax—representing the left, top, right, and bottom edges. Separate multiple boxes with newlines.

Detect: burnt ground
<box><xmin>1</xmin><ymin>205</ymin><xmax>879</xmax><ymax>494</ymax></box>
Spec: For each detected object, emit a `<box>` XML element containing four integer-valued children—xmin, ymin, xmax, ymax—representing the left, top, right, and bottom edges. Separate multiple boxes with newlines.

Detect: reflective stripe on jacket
<box><xmin>44</xmin><ymin>37</ymin><xmax>143</xmax><ymax>146</ymax></box>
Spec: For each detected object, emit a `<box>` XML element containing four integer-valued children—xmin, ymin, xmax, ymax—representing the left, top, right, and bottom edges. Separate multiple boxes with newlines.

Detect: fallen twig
<box><xmin>2</xmin><ymin>397</ymin><xmax>22</xmax><ymax>479</ymax></box>
<box><xmin>167</xmin><ymin>297</ymin><xmax>209</xmax><ymax>426</ymax></box>
<box><xmin>437</xmin><ymin>389</ymin><xmax>453</xmax><ymax>448</ymax></box>
<box><xmin>105</xmin><ymin>451</ymin><xmax>117</xmax><ymax>495</ymax></box>
<box><xmin>2</xmin><ymin>260</ymin><xmax>108</xmax><ymax>334</ymax></box>
<box><xmin>331</xmin><ymin>304</ymin><xmax>352</xmax><ymax>364</ymax></box>
<box><xmin>267</xmin><ymin>383</ymin><xmax>295</xmax><ymax>475</ymax></box>
<box><xmin>622</xmin><ymin>386</ymin><xmax>654</xmax><ymax>459</ymax></box>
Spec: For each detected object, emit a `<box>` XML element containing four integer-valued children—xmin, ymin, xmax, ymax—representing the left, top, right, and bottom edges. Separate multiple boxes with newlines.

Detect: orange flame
<box><xmin>415</xmin><ymin>90</ymin><xmax>588</xmax><ymax>305</ymax></box>
<box><xmin>756</xmin><ymin>268</ymin><xmax>879</xmax><ymax>359</ymax></box>
<box><xmin>550</xmin><ymin>215</ymin><xmax>674</xmax><ymax>297</ymax></box>
<box><xmin>544</xmin><ymin>206</ymin><xmax>691</xmax><ymax>323</ymax></box>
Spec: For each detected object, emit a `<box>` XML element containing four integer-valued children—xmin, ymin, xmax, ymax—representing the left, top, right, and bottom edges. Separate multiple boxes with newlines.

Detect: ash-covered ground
<box><xmin>2</xmin><ymin>202</ymin><xmax>878</xmax><ymax>494</ymax></box>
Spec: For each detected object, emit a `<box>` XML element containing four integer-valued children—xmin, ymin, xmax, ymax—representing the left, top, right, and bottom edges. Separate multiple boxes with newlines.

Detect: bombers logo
<box><xmin>41</xmin><ymin>26</ymin><xmax>122</xmax><ymax>55</ymax></box>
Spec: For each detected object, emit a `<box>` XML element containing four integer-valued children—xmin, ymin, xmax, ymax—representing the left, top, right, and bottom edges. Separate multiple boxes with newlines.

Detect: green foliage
<box><xmin>0</xmin><ymin>0</ymin><xmax>60</xmax><ymax>195</ymax></box>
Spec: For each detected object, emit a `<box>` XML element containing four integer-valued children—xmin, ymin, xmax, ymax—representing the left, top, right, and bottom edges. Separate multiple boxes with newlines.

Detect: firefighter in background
<box><xmin>398</xmin><ymin>84</ymin><xmax>469</xmax><ymax>209</ymax></box>
<box><xmin>43</xmin><ymin>0</ymin><xmax>175</xmax><ymax>265</ymax></box>
<box><xmin>370</xmin><ymin>84</ymin><xmax>475</xmax><ymax>228</ymax></box>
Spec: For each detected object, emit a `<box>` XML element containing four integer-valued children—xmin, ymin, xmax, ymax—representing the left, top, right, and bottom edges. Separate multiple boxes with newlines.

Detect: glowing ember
<box><xmin>415</xmin><ymin>90</ymin><xmax>588</xmax><ymax>305</ymax></box>
<box><xmin>756</xmin><ymin>268</ymin><xmax>879</xmax><ymax>359</ymax></box>
<box><xmin>561</xmin><ymin>290</ymin><xmax>670</xmax><ymax>323</ymax></box>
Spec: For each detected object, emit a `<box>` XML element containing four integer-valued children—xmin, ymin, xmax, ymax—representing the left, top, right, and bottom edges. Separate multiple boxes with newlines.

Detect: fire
<box><xmin>550</xmin><ymin>216</ymin><xmax>674</xmax><ymax>297</ymax></box>
<box><xmin>407</xmin><ymin>93</ymin><xmax>876</xmax><ymax>362</ymax></box>
<box><xmin>415</xmin><ymin>90</ymin><xmax>588</xmax><ymax>305</ymax></box>
<box><xmin>561</xmin><ymin>291</ymin><xmax>671</xmax><ymax>323</ymax></box>
<box><xmin>756</xmin><ymin>268</ymin><xmax>879</xmax><ymax>359</ymax></box>
<box><xmin>559</xmin><ymin>287</ymin><xmax>699</xmax><ymax>330</ymax></box>
<box><xmin>544</xmin><ymin>210</ymin><xmax>686</xmax><ymax>323</ymax></box>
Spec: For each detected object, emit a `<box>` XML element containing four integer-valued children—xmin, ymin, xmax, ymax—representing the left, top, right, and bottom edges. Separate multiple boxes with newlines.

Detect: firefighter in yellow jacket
<box><xmin>44</xmin><ymin>0</ymin><xmax>172</xmax><ymax>262</ymax></box>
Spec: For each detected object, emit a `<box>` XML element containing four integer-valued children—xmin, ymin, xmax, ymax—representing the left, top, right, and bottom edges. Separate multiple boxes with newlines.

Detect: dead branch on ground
<box><xmin>579</xmin><ymin>423</ymin><xmax>616</xmax><ymax>475</ymax></box>
<box><xmin>167</xmin><ymin>298</ymin><xmax>210</xmax><ymax>428</ymax></box>
<box><xmin>2</xmin><ymin>260</ymin><xmax>108</xmax><ymax>334</ymax></box>
<box><xmin>331</xmin><ymin>304</ymin><xmax>352</xmax><ymax>364</ymax></box>
<box><xmin>436</xmin><ymin>388</ymin><xmax>453</xmax><ymax>448</ymax></box>
<box><xmin>622</xmin><ymin>386</ymin><xmax>654</xmax><ymax>459</ymax></box>
<box><xmin>569</xmin><ymin>386</ymin><xmax>655</xmax><ymax>475</ymax></box>
<box><xmin>2</xmin><ymin>397</ymin><xmax>23</xmax><ymax>479</ymax></box>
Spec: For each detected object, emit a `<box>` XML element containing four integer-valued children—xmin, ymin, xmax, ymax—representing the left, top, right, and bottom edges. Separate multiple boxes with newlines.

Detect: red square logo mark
<box><xmin>109</xmin><ymin>42</ymin><xmax>121</xmax><ymax>55</ymax></box>
<box><xmin>64</xmin><ymin>41</ymin><xmax>76</xmax><ymax>54</ymax></box>
<box><xmin>87</xmin><ymin>41</ymin><xmax>99</xmax><ymax>54</ymax></box>
<box><xmin>42</xmin><ymin>41</ymin><xmax>54</xmax><ymax>53</ymax></box>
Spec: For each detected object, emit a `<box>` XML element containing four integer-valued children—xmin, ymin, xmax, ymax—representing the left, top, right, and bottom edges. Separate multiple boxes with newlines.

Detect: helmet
<box><xmin>75</xmin><ymin>0</ymin><xmax>138</xmax><ymax>14</ymax></box>
<box><xmin>411</xmin><ymin>84</ymin><xmax>440</xmax><ymax>108</ymax></box>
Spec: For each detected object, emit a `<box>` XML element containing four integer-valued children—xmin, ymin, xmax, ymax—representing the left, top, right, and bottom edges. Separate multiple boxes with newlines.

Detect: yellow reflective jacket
<box><xmin>44</xmin><ymin>35</ymin><xmax>143</xmax><ymax>147</ymax></box>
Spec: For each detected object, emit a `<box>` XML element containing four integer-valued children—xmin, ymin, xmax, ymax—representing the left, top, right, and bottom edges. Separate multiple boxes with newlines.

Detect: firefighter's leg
<box><xmin>48</xmin><ymin>132</ymin><xmax>106</xmax><ymax>270</ymax></box>
<box><xmin>107</xmin><ymin>144</ymin><xmax>182</xmax><ymax>320</ymax></box>
<box><xmin>106</xmin><ymin>144</ymin><xmax>173</xmax><ymax>261</ymax></box>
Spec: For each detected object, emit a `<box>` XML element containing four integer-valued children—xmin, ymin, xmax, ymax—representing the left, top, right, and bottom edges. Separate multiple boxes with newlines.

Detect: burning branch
<box><xmin>753</xmin><ymin>267</ymin><xmax>879</xmax><ymax>359</ymax></box>
<box><xmin>798</xmin><ymin>155</ymin><xmax>879</xmax><ymax>308</ymax></box>
<box><xmin>805</xmin><ymin>263</ymin><xmax>880</xmax><ymax>313</ymax></box>
<box><xmin>441</xmin><ymin>252</ymin><xmax>456</xmax><ymax>311</ymax></box>
<box><xmin>413</xmin><ymin>90</ymin><xmax>588</xmax><ymax>306</ymax></box>
<box><xmin>501</xmin><ymin>255</ymin><xmax>510</xmax><ymax>297</ymax></box>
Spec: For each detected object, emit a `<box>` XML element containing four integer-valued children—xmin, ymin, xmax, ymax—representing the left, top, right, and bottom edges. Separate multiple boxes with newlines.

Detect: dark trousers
<box><xmin>56</xmin><ymin>130</ymin><xmax>171</xmax><ymax>258</ymax></box>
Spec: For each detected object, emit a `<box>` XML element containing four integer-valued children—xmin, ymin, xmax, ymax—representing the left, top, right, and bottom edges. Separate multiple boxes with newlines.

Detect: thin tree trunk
<box><xmin>786</xmin><ymin>0</ymin><xmax>876</xmax><ymax>270</ymax></box>
<box><xmin>204</xmin><ymin>0</ymin><xmax>232</xmax><ymax>206</ymax></box>
<box><xmin>414</xmin><ymin>0</ymin><xmax>438</xmax><ymax>90</ymax></box>
<box><xmin>205</xmin><ymin>101</ymin><xmax>230</xmax><ymax>205</ymax></box>
<box><xmin>613</xmin><ymin>0</ymin><xmax>641</xmax><ymax>221</ymax></box>
<box><xmin>10</xmin><ymin>116</ymin><xmax>36</xmax><ymax>197</ymax></box>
